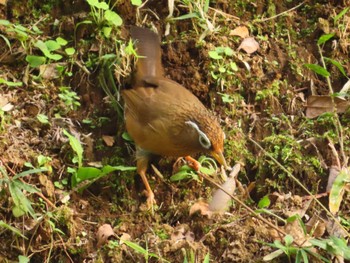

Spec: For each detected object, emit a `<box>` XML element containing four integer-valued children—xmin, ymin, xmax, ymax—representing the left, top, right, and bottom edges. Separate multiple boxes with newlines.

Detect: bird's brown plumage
<box><xmin>122</xmin><ymin>26</ymin><xmax>227</xmax><ymax>207</ymax></box>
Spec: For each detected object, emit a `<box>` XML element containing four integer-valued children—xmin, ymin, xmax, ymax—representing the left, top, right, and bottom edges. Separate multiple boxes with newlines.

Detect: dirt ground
<box><xmin>0</xmin><ymin>0</ymin><xmax>350</xmax><ymax>262</ymax></box>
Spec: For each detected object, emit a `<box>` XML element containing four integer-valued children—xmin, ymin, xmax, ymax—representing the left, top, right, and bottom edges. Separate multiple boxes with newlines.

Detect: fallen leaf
<box><xmin>189</xmin><ymin>201</ymin><xmax>212</xmax><ymax>217</ymax></box>
<box><xmin>306</xmin><ymin>95</ymin><xmax>350</xmax><ymax>118</ymax></box>
<box><xmin>39</xmin><ymin>63</ymin><xmax>65</xmax><ymax>80</ymax></box>
<box><xmin>102</xmin><ymin>135</ymin><xmax>115</xmax><ymax>146</ymax></box>
<box><xmin>96</xmin><ymin>224</ymin><xmax>115</xmax><ymax>247</ymax></box>
<box><xmin>208</xmin><ymin>163</ymin><xmax>240</xmax><ymax>213</ymax></box>
<box><xmin>230</xmin><ymin>26</ymin><xmax>249</xmax><ymax>38</ymax></box>
<box><xmin>1</xmin><ymin>103</ymin><xmax>14</xmax><ymax>112</ymax></box>
<box><xmin>119</xmin><ymin>232</ymin><xmax>131</xmax><ymax>244</ymax></box>
<box><xmin>238</xmin><ymin>37</ymin><xmax>259</xmax><ymax>54</ymax></box>
<box><xmin>38</xmin><ymin>174</ymin><xmax>55</xmax><ymax>197</ymax></box>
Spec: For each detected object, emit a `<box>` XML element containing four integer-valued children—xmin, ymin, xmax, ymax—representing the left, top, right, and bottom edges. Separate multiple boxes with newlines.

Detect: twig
<box><xmin>197</xmin><ymin>171</ymin><xmax>290</xmax><ymax>242</ymax></box>
<box><xmin>248</xmin><ymin>137</ymin><xmax>350</xmax><ymax>237</ymax></box>
<box><xmin>255</xmin><ymin>1</ymin><xmax>305</xmax><ymax>22</ymax></box>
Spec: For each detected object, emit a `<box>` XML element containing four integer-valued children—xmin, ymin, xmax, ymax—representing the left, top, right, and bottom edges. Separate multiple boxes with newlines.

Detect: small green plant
<box><xmin>0</xmin><ymin>166</ymin><xmax>47</xmax><ymax>219</ymax></box>
<box><xmin>172</xmin><ymin>0</ymin><xmax>216</xmax><ymax>41</ymax></box>
<box><xmin>170</xmin><ymin>156</ymin><xmax>217</xmax><ymax>182</ymax></box>
<box><xmin>208</xmin><ymin>46</ymin><xmax>238</xmax><ymax>90</ymax></box>
<box><xmin>182</xmin><ymin>249</ymin><xmax>210</xmax><ymax>263</ymax></box>
<box><xmin>122</xmin><ymin>239</ymin><xmax>168</xmax><ymax>262</ymax></box>
<box><xmin>25</xmin><ymin>154</ymin><xmax>53</xmax><ymax>174</ymax></box>
<box><xmin>58</xmin><ymin>86</ymin><xmax>81</xmax><ymax>112</ymax></box>
<box><xmin>85</xmin><ymin>0</ymin><xmax>123</xmax><ymax>38</ymax></box>
<box><xmin>62</xmin><ymin>130</ymin><xmax>136</xmax><ymax>188</ymax></box>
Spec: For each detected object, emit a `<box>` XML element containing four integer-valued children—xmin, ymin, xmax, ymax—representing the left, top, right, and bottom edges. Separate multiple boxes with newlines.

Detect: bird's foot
<box><xmin>140</xmin><ymin>189</ymin><xmax>156</xmax><ymax>211</ymax></box>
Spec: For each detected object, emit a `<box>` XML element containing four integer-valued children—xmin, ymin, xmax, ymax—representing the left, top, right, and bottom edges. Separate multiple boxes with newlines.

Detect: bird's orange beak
<box><xmin>211</xmin><ymin>151</ymin><xmax>230</xmax><ymax>170</ymax></box>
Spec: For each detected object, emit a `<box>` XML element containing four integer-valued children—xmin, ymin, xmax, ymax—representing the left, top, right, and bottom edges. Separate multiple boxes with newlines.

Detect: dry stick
<box><xmin>197</xmin><ymin>171</ymin><xmax>289</xmax><ymax>240</ymax></box>
<box><xmin>248</xmin><ymin>137</ymin><xmax>350</xmax><ymax>238</ymax></box>
<box><xmin>255</xmin><ymin>1</ymin><xmax>305</xmax><ymax>22</ymax></box>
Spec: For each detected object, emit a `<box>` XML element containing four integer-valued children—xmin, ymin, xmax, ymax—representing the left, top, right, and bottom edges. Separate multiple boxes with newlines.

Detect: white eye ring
<box><xmin>185</xmin><ymin>121</ymin><xmax>211</xmax><ymax>149</ymax></box>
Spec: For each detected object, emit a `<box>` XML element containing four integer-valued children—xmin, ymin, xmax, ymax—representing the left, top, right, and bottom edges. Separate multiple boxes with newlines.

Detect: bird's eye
<box><xmin>185</xmin><ymin>120</ymin><xmax>212</xmax><ymax>150</ymax></box>
<box><xmin>199</xmin><ymin>133</ymin><xmax>211</xmax><ymax>149</ymax></box>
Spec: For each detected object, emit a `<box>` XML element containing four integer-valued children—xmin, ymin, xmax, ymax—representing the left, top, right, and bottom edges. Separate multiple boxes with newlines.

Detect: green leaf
<box><xmin>0</xmin><ymin>19</ymin><xmax>11</xmax><ymax>26</ymax></box>
<box><xmin>37</xmin><ymin>114</ymin><xmax>49</xmax><ymax>124</ymax></box>
<box><xmin>104</xmin><ymin>10</ymin><xmax>123</xmax><ymax>27</ymax></box>
<box><xmin>35</xmin><ymin>40</ymin><xmax>62</xmax><ymax>60</ymax></box>
<box><xmin>263</xmin><ymin>249</ymin><xmax>284</xmax><ymax>261</ymax></box>
<box><xmin>12</xmin><ymin>206</ymin><xmax>26</xmax><ymax>217</ymax></box>
<box><xmin>230</xmin><ymin>62</ymin><xmax>238</xmax><ymax>71</ymax></box>
<box><xmin>0</xmin><ymin>77</ymin><xmax>23</xmax><ymax>87</ymax></box>
<box><xmin>101</xmin><ymin>165</ymin><xmax>136</xmax><ymax>174</ymax></box>
<box><xmin>45</xmin><ymin>40</ymin><xmax>61</xmax><ymax>51</ymax></box>
<box><xmin>13</xmin><ymin>180</ymin><xmax>39</xmax><ymax>194</ymax></box>
<box><xmin>0</xmin><ymin>34</ymin><xmax>11</xmax><ymax>51</ymax></box>
<box><xmin>87</xmin><ymin>0</ymin><xmax>109</xmax><ymax>9</ymax></box>
<box><xmin>13</xmin><ymin>168</ymin><xmax>48</xmax><ymax>180</ymax></box>
<box><xmin>203</xmin><ymin>252</ymin><xmax>210</xmax><ymax>263</ymax></box>
<box><xmin>0</xmin><ymin>220</ymin><xmax>27</xmax><ymax>239</ymax></box>
<box><xmin>56</xmin><ymin>37</ymin><xmax>68</xmax><ymax>46</ymax></box>
<box><xmin>131</xmin><ymin>0</ymin><xmax>142</xmax><ymax>6</ymax></box>
<box><xmin>63</xmin><ymin>129</ymin><xmax>83</xmax><ymax>167</ymax></box>
<box><xmin>122</xmin><ymin>132</ymin><xmax>133</xmax><ymax>142</ymax></box>
<box><xmin>334</xmin><ymin>7</ymin><xmax>349</xmax><ymax>23</ymax></box>
<box><xmin>75</xmin><ymin>167</ymin><xmax>102</xmax><ymax>184</ymax></box>
<box><xmin>170</xmin><ymin>170</ymin><xmax>192</xmax><ymax>182</ymax></box>
<box><xmin>26</xmin><ymin>55</ymin><xmax>46</xmax><ymax>67</ymax></box>
<box><xmin>329</xmin><ymin>168</ymin><xmax>350</xmax><ymax>214</ymax></box>
<box><xmin>324</xmin><ymin>57</ymin><xmax>348</xmax><ymax>78</ymax></box>
<box><xmin>9</xmin><ymin>182</ymin><xmax>36</xmax><ymax>218</ymax></box>
<box><xmin>103</xmin><ymin>26</ymin><xmax>112</xmax><ymax>38</ymax></box>
<box><xmin>171</xmin><ymin>13</ymin><xmax>199</xmax><ymax>21</ymax></box>
<box><xmin>317</xmin><ymin>33</ymin><xmax>335</xmax><ymax>45</ymax></box>
<box><xmin>284</xmin><ymin>235</ymin><xmax>293</xmax><ymax>246</ymax></box>
<box><xmin>258</xmin><ymin>195</ymin><xmax>270</xmax><ymax>208</ymax></box>
<box><xmin>122</xmin><ymin>240</ymin><xmax>160</xmax><ymax>259</ymax></box>
<box><xmin>224</xmin><ymin>47</ymin><xmax>234</xmax><ymax>56</ymax></box>
<box><xmin>304</xmin><ymin>63</ymin><xmax>330</xmax><ymax>77</ymax></box>
<box><xmin>65</xmin><ymin>47</ymin><xmax>76</xmax><ymax>56</ymax></box>
<box><xmin>203</xmin><ymin>0</ymin><xmax>210</xmax><ymax>13</ymax></box>
<box><xmin>208</xmin><ymin>51</ymin><xmax>223</xmax><ymax>60</ymax></box>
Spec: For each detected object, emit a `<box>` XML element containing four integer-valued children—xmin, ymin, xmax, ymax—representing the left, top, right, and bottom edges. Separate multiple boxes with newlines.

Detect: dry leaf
<box><xmin>119</xmin><ymin>232</ymin><xmax>131</xmax><ymax>244</ymax></box>
<box><xmin>170</xmin><ymin>225</ymin><xmax>195</xmax><ymax>242</ymax></box>
<box><xmin>1</xmin><ymin>103</ymin><xmax>14</xmax><ymax>112</ymax></box>
<box><xmin>306</xmin><ymin>95</ymin><xmax>350</xmax><ymax>118</ymax></box>
<box><xmin>39</xmin><ymin>63</ymin><xmax>65</xmax><ymax>80</ymax></box>
<box><xmin>96</xmin><ymin>224</ymin><xmax>115</xmax><ymax>247</ymax></box>
<box><xmin>189</xmin><ymin>201</ymin><xmax>212</xmax><ymax>217</ymax></box>
<box><xmin>208</xmin><ymin>163</ymin><xmax>240</xmax><ymax>213</ymax></box>
<box><xmin>305</xmin><ymin>215</ymin><xmax>326</xmax><ymax>238</ymax></box>
<box><xmin>102</xmin><ymin>135</ymin><xmax>115</xmax><ymax>146</ymax></box>
<box><xmin>0</xmin><ymin>0</ymin><xmax>7</xmax><ymax>5</ymax></box>
<box><xmin>230</xmin><ymin>26</ymin><xmax>249</xmax><ymax>38</ymax></box>
<box><xmin>38</xmin><ymin>174</ymin><xmax>55</xmax><ymax>197</ymax></box>
<box><xmin>238</xmin><ymin>37</ymin><xmax>259</xmax><ymax>54</ymax></box>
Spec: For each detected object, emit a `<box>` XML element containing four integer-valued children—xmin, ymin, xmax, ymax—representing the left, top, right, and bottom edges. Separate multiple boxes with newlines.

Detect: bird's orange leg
<box><xmin>184</xmin><ymin>156</ymin><xmax>201</xmax><ymax>171</ymax></box>
<box><xmin>136</xmin><ymin>155</ymin><xmax>155</xmax><ymax>209</ymax></box>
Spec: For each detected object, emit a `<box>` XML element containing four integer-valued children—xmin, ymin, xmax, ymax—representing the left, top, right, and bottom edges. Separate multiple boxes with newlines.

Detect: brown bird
<box><xmin>122</xmin><ymin>26</ymin><xmax>228</xmax><ymax>207</ymax></box>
